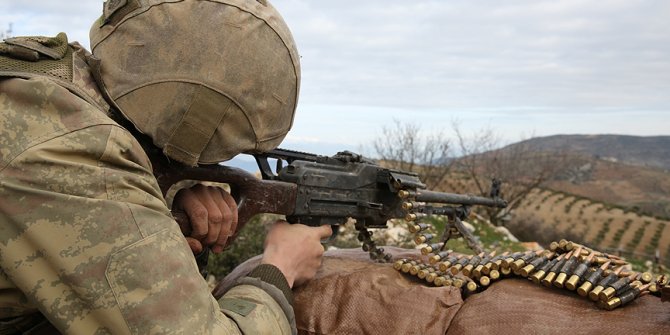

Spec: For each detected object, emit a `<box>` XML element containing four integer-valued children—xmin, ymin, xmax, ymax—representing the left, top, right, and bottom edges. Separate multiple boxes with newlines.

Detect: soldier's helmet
<box><xmin>90</xmin><ymin>0</ymin><xmax>300</xmax><ymax>166</ymax></box>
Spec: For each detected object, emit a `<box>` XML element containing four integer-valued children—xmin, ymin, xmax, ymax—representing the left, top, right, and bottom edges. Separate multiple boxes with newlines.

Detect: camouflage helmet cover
<box><xmin>90</xmin><ymin>0</ymin><xmax>300</xmax><ymax>166</ymax></box>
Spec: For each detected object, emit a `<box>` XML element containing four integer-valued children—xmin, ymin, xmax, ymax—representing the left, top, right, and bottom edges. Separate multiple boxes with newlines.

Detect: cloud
<box><xmin>2</xmin><ymin>0</ymin><xmax>668</xmax><ymax>150</ymax></box>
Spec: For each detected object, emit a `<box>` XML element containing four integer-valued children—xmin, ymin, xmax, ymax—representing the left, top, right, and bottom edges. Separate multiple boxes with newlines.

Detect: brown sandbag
<box><xmin>215</xmin><ymin>248</ymin><xmax>670</xmax><ymax>335</ymax></box>
<box><xmin>214</xmin><ymin>247</ymin><xmax>463</xmax><ymax>335</ymax></box>
<box><xmin>447</xmin><ymin>278</ymin><xmax>670</xmax><ymax>335</ymax></box>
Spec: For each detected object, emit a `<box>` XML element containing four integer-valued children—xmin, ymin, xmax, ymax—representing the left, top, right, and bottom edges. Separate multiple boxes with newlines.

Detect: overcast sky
<box><xmin>2</xmin><ymin>0</ymin><xmax>669</xmax><ymax>155</ymax></box>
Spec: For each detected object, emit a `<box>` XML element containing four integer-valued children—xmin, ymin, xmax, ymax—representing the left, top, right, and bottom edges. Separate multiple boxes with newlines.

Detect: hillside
<box><xmin>492</xmin><ymin>134</ymin><xmax>670</xmax><ymax>266</ymax></box>
<box><xmin>504</xmin><ymin>134</ymin><xmax>670</xmax><ymax>171</ymax></box>
<box><xmin>511</xmin><ymin>188</ymin><xmax>670</xmax><ymax>267</ymax></box>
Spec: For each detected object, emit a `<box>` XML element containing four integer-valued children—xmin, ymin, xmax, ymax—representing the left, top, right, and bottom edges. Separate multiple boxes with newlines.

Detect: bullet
<box><xmin>554</xmin><ymin>247</ymin><xmax>582</xmax><ymax>289</ymax></box>
<box><xmin>640</xmin><ymin>272</ymin><xmax>653</xmax><ymax>283</ymax></box>
<box><xmin>489</xmin><ymin>269</ymin><xmax>501</xmax><ymax>280</ymax></box>
<box><xmin>429</xmin><ymin>250</ymin><xmax>453</xmax><ymax>264</ymax></box>
<box><xmin>542</xmin><ymin>253</ymin><xmax>569</xmax><ymax>287</ymax></box>
<box><xmin>398</xmin><ymin>190</ymin><xmax>413</xmax><ymax>199</ymax></box>
<box><xmin>488</xmin><ymin>252</ymin><xmax>510</xmax><ymax>271</ymax></box>
<box><xmin>589</xmin><ymin>267</ymin><xmax>623</xmax><ymax>301</ymax></box>
<box><xmin>406</xmin><ymin>213</ymin><xmax>427</xmax><ymax>222</ymax></box>
<box><xmin>435</xmin><ymin>276</ymin><xmax>453</xmax><ymax>287</ymax></box>
<box><xmin>521</xmin><ymin>252</ymin><xmax>555</xmax><ymax>278</ymax></box>
<box><xmin>440</xmin><ymin>254</ymin><xmax>465</xmax><ymax>272</ymax></box>
<box><xmin>601</xmin><ymin>284</ymin><xmax>650</xmax><ymax>310</ymax></box>
<box><xmin>450</xmin><ymin>256</ymin><xmax>472</xmax><ymax>275</ymax></box>
<box><xmin>530</xmin><ymin>257</ymin><xmax>559</xmax><ymax>284</ymax></box>
<box><xmin>479</xmin><ymin>276</ymin><xmax>491</xmax><ymax>287</ymax></box>
<box><xmin>393</xmin><ymin>259</ymin><xmax>407</xmax><ymax>271</ymax></box>
<box><xmin>599</xmin><ymin>273</ymin><xmax>638</xmax><ymax>302</ymax></box>
<box><xmin>577</xmin><ymin>261</ymin><xmax>610</xmax><ymax>297</ymax></box>
<box><xmin>408</xmin><ymin>223</ymin><xmax>430</xmax><ymax>233</ymax></box>
<box><xmin>463</xmin><ymin>253</ymin><xmax>484</xmax><ymax>277</ymax></box>
<box><xmin>414</xmin><ymin>233</ymin><xmax>434</xmax><ymax>244</ymax></box>
<box><xmin>511</xmin><ymin>251</ymin><xmax>542</xmax><ymax>272</ymax></box>
<box><xmin>426</xmin><ymin>271</ymin><xmax>441</xmax><ymax>283</ymax></box>
<box><xmin>417</xmin><ymin>267</ymin><xmax>434</xmax><ymax>279</ymax></box>
<box><xmin>473</xmin><ymin>251</ymin><xmax>497</xmax><ymax>278</ymax></box>
<box><xmin>401</xmin><ymin>260</ymin><xmax>418</xmax><ymax>273</ymax></box>
<box><xmin>410</xmin><ymin>263</ymin><xmax>428</xmax><ymax>276</ymax></box>
<box><xmin>421</xmin><ymin>243</ymin><xmax>445</xmax><ymax>255</ymax></box>
<box><xmin>565</xmin><ymin>252</ymin><xmax>595</xmax><ymax>291</ymax></box>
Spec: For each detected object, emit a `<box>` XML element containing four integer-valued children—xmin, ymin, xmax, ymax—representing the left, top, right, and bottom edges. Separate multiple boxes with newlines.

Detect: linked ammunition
<box><xmin>601</xmin><ymin>283</ymin><xmax>650</xmax><ymax>311</ymax></box>
<box><xmin>589</xmin><ymin>267</ymin><xmax>624</xmax><ymax>301</ymax></box>
<box><xmin>409</xmin><ymin>263</ymin><xmax>429</xmax><ymax>276</ymax></box>
<box><xmin>462</xmin><ymin>253</ymin><xmax>485</xmax><ymax>277</ymax></box>
<box><xmin>401</xmin><ymin>260</ymin><xmax>418</xmax><ymax>273</ymax></box>
<box><xmin>438</xmin><ymin>254</ymin><xmax>462</xmax><ymax>272</ymax></box>
<box><xmin>429</xmin><ymin>250</ymin><xmax>453</xmax><ymax>264</ymax></box>
<box><xmin>488</xmin><ymin>252</ymin><xmax>510</xmax><ymax>271</ymax></box>
<box><xmin>542</xmin><ymin>253</ymin><xmax>570</xmax><ymax>287</ymax></box>
<box><xmin>479</xmin><ymin>276</ymin><xmax>491</xmax><ymax>287</ymax></box>
<box><xmin>489</xmin><ymin>269</ymin><xmax>501</xmax><ymax>280</ymax></box>
<box><xmin>530</xmin><ymin>257</ymin><xmax>559</xmax><ymax>285</ymax></box>
<box><xmin>501</xmin><ymin>252</ymin><xmax>525</xmax><ymax>269</ymax></box>
<box><xmin>577</xmin><ymin>261</ymin><xmax>610</xmax><ymax>297</ymax></box>
<box><xmin>417</xmin><ymin>266</ymin><xmax>435</xmax><ymax>279</ymax></box>
<box><xmin>473</xmin><ymin>251</ymin><xmax>496</xmax><ymax>278</ymax></box>
<box><xmin>521</xmin><ymin>252</ymin><xmax>555</xmax><ymax>278</ymax></box>
<box><xmin>405</xmin><ymin>213</ymin><xmax>427</xmax><ymax>221</ymax></box>
<box><xmin>434</xmin><ymin>275</ymin><xmax>453</xmax><ymax>287</ymax></box>
<box><xmin>408</xmin><ymin>223</ymin><xmax>430</xmax><ymax>233</ymax></box>
<box><xmin>640</xmin><ymin>272</ymin><xmax>653</xmax><ymax>284</ymax></box>
<box><xmin>452</xmin><ymin>277</ymin><xmax>464</xmax><ymax>288</ymax></box>
<box><xmin>393</xmin><ymin>259</ymin><xmax>407</xmax><ymax>271</ymax></box>
<box><xmin>426</xmin><ymin>270</ymin><xmax>442</xmax><ymax>283</ymax></box>
<box><xmin>414</xmin><ymin>233</ymin><xmax>434</xmax><ymax>244</ymax></box>
<box><xmin>554</xmin><ymin>247</ymin><xmax>582</xmax><ymax>289</ymax></box>
<box><xmin>599</xmin><ymin>272</ymin><xmax>638</xmax><ymax>302</ymax></box>
<box><xmin>549</xmin><ymin>241</ymin><xmax>560</xmax><ymax>252</ymax></box>
<box><xmin>565</xmin><ymin>252</ymin><xmax>595</xmax><ymax>291</ymax></box>
<box><xmin>421</xmin><ymin>243</ymin><xmax>445</xmax><ymax>255</ymax></box>
<box><xmin>511</xmin><ymin>250</ymin><xmax>544</xmax><ymax>271</ymax></box>
<box><xmin>450</xmin><ymin>255</ymin><xmax>472</xmax><ymax>275</ymax></box>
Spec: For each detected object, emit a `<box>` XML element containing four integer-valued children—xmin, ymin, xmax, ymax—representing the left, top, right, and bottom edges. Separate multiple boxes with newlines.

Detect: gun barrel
<box><xmin>415</xmin><ymin>190</ymin><xmax>507</xmax><ymax>208</ymax></box>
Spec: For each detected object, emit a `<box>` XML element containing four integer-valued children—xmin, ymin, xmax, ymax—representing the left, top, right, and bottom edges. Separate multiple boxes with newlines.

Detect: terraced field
<box><xmin>510</xmin><ymin>188</ymin><xmax>670</xmax><ymax>266</ymax></box>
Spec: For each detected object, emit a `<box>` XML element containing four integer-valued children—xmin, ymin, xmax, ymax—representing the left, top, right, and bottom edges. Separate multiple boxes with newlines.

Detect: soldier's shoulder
<box><xmin>0</xmin><ymin>76</ymin><xmax>119</xmax><ymax>165</ymax></box>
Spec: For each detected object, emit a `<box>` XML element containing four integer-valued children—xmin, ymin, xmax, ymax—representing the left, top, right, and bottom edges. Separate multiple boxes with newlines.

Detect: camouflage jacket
<box><xmin>0</xmin><ymin>38</ymin><xmax>295</xmax><ymax>334</ymax></box>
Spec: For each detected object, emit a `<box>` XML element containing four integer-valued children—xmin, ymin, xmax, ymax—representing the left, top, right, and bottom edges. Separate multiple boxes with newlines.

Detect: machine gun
<box><xmin>152</xmin><ymin>148</ymin><xmax>507</xmax><ymax>265</ymax></box>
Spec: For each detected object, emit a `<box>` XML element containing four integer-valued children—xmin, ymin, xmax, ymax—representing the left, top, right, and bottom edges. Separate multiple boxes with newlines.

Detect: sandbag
<box><xmin>215</xmin><ymin>247</ymin><xmax>463</xmax><ymax>335</ymax></box>
<box><xmin>215</xmin><ymin>247</ymin><xmax>670</xmax><ymax>335</ymax></box>
<box><xmin>447</xmin><ymin>278</ymin><xmax>670</xmax><ymax>335</ymax></box>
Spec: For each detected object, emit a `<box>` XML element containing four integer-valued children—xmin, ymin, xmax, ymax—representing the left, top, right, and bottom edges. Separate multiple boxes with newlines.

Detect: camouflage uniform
<box><xmin>0</xmin><ymin>37</ymin><xmax>296</xmax><ymax>334</ymax></box>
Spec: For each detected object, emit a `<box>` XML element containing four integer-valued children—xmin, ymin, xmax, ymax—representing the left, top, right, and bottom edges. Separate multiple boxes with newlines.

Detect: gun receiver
<box><xmin>152</xmin><ymin>148</ymin><xmax>507</xmax><ymax>262</ymax></box>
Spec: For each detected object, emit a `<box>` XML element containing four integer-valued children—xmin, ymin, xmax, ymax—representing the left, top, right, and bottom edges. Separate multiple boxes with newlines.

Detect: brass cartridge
<box><xmin>530</xmin><ymin>257</ymin><xmax>559</xmax><ymax>284</ymax></box>
<box><xmin>566</xmin><ymin>252</ymin><xmax>595</xmax><ymax>291</ymax></box>
<box><xmin>450</xmin><ymin>255</ymin><xmax>472</xmax><ymax>275</ymax></box>
<box><xmin>421</xmin><ymin>243</ymin><xmax>445</xmax><ymax>255</ymax></box>
<box><xmin>542</xmin><ymin>253</ymin><xmax>569</xmax><ymax>287</ymax></box>
<box><xmin>577</xmin><ymin>261</ymin><xmax>610</xmax><ymax>297</ymax></box>
<box><xmin>599</xmin><ymin>273</ymin><xmax>638</xmax><ymax>302</ymax></box>
<box><xmin>554</xmin><ymin>247</ymin><xmax>582</xmax><ymax>289</ymax></box>
<box><xmin>408</xmin><ymin>223</ymin><xmax>430</xmax><ymax>233</ymax></box>
<box><xmin>589</xmin><ymin>267</ymin><xmax>623</xmax><ymax>302</ymax></box>
<box><xmin>414</xmin><ymin>233</ymin><xmax>434</xmax><ymax>245</ymax></box>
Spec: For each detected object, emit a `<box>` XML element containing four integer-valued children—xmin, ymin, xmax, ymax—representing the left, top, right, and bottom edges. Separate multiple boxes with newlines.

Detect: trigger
<box><xmin>322</xmin><ymin>225</ymin><xmax>339</xmax><ymax>244</ymax></box>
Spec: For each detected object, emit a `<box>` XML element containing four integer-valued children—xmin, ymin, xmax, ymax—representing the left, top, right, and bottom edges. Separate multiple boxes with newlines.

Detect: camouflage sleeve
<box><xmin>0</xmin><ymin>77</ymin><xmax>294</xmax><ymax>334</ymax></box>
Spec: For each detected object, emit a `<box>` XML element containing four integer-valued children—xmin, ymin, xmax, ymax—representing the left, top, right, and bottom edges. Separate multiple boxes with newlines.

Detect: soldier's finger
<box><xmin>174</xmin><ymin>188</ymin><xmax>209</xmax><ymax>239</ymax></box>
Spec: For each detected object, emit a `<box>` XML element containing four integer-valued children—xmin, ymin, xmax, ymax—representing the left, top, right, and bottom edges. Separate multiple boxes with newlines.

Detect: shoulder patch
<box><xmin>219</xmin><ymin>298</ymin><xmax>257</xmax><ymax>317</ymax></box>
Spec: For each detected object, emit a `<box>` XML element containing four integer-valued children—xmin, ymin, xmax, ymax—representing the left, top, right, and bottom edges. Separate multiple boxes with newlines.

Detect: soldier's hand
<box><xmin>173</xmin><ymin>184</ymin><xmax>238</xmax><ymax>254</ymax></box>
<box><xmin>261</xmin><ymin>221</ymin><xmax>332</xmax><ymax>287</ymax></box>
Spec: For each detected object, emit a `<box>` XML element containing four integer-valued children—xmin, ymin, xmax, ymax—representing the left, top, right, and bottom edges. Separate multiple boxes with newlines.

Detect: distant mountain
<box><xmin>503</xmin><ymin>134</ymin><xmax>670</xmax><ymax>171</ymax></box>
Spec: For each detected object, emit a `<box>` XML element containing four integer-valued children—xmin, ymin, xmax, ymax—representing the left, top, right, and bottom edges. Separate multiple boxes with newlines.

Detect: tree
<box><xmin>372</xmin><ymin>119</ymin><xmax>452</xmax><ymax>189</ymax></box>
<box><xmin>451</xmin><ymin>123</ymin><xmax>570</xmax><ymax>226</ymax></box>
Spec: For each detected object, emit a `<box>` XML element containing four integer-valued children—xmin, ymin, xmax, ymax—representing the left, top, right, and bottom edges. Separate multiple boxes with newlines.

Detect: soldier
<box><xmin>0</xmin><ymin>0</ymin><xmax>330</xmax><ymax>334</ymax></box>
